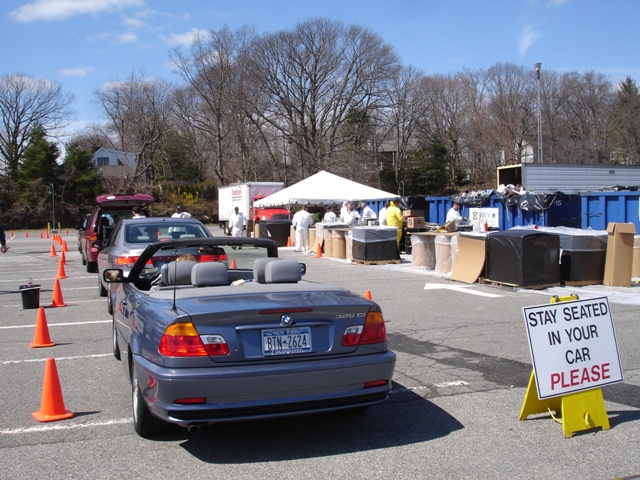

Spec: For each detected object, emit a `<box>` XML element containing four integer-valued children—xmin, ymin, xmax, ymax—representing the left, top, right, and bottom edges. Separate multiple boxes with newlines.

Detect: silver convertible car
<box><xmin>104</xmin><ymin>237</ymin><xmax>396</xmax><ymax>437</ymax></box>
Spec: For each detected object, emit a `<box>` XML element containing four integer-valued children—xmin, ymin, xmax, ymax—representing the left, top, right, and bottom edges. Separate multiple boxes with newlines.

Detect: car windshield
<box><xmin>125</xmin><ymin>223</ymin><xmax>210</xmax><ymax>244</ymax></box>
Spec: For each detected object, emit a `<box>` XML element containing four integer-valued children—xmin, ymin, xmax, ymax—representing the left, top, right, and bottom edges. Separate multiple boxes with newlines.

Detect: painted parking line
<box><xmin>1</xmin><ymin>353</ymin><xmax>112</xmax><ymax>365</ymax></box>
<box><xmin>0</xmin><ymin>320</ymin><xmax>110</xmax><ymax>330</ymax></box>
<box><xmin>390</xmin><ymin>380</ymin><xmax>470</xmax><ymax>394</ymax></box>
<box><xmin>0</xmin><ymin>418</ymin><xmax>130</xmax><ymax>435</ymax></box>
<box><xmin>423</xmin><ymin>284</ymin><xmax>503</xmax><ymax>298</ymax></box>
<box><xmin>1</xmin><ymin>299</ymin><xmax>108</xmax><ymax>308</ymax></box>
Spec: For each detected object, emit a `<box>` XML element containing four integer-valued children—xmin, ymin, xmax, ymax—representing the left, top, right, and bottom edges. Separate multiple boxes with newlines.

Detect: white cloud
<box><xmin>10</xmin><ymin>0</ymin><xmax>144</xmax><ymax>23</ymax></box>
<box><xmin>117</xmin><ymin>32</ymin><xmax>139</xmax><ymax>44</ymax></box>
<box><xmin>122</xmin><ymin>15</ymin><xmax>144</xmax><ymax>28</ymax></box>
<box><xmin>518</xmin><ymin>25</ymin><xmax>541</xmax><ymax>56</ymax></box>
<box><xmin>161</xmin><ymin>28</ymin><xmax>208</xmax><ymax>47</ymax></box>
<box><xmin>59</xmin><ymin>67</ymin><xmax>94</xmax><ymax>77</ymax></box>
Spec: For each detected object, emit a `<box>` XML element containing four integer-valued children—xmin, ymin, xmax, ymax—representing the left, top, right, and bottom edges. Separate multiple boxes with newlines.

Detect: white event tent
<box><xmin>253</xmin><ymin>170</ymin><xmax>396</xmax><ymax>209</ymax></box>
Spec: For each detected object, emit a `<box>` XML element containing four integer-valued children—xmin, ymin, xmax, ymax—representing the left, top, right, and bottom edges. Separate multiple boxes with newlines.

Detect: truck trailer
<box><xmin>218</xmin><ymin>182</ymin><xmax>290</xmax><ymax>235</ymax></box>
<box><xmin>497</xmin><ymin>163</ymin><xmax>640</xmax><ymax>193</ymax></box>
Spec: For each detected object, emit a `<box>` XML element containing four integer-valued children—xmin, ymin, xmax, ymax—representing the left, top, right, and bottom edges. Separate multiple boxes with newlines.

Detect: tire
<box><xmin>132</xmin><ymin>366</ymin><xmax>167</xmax><ymax>437</ymax></box>
<box><xmin>81</xmin><ymin>255</ymin><xmax>86</xmax><ymax>266</ymax></box>
<box><xmin>112</xmin><ymin>317</ymin><xmax>121</xmax><ymax>361</ymax></box>
<box><xmin>107</xmin><ymin>293</ymin><xmax>114</xmax><ymax>316</ymax></box>
<box><xmin>98</xmin><ymin>275</ymin><xmax>108</xmax><ymax>297</ymax></box>
<box><xmin>87</xmin><ymin>261</ymin><xmax>97</xmax><ymax>273</ymax></box>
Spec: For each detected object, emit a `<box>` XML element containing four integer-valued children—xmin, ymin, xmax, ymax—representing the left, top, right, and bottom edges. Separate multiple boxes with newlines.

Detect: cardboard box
<box><xmin>603</xmin><ymin>222</ymin><xmax>636</xmax><ymax>286</ymax></box>
<box><xmin>450</xmin><ymin>234</ymin><xmax>486</xmax><ymax>283</ymax></box>
<box><xmin>633</xmin><ymin>235</ymin><xmax>640</xmax><ymax>277</ymax></box>
<box><xmin>403</xmin><ymin>209</ymin><xmax>425</xmax><ymax>218</ymax></box>
<box><xmin>406</xmin><ymin>217</ymin><xmax>425</xmax><ymax>229</ymax></box>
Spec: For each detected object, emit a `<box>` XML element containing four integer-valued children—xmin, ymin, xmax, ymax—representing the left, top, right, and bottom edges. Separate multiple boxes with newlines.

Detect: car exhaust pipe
<box><xmin>187</xmin><ymin>424</ymin><xmax>201</xmax><ymax>433</ymax></box>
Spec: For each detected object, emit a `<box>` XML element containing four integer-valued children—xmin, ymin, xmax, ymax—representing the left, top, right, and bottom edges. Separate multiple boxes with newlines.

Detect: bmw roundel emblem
<box><xmin>280</xmin><ymin>314</ymin><xmax>293</xmax><ymax>326</ymax></box>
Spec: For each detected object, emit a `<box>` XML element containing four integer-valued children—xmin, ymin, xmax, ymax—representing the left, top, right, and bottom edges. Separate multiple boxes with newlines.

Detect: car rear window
<box><xmin>125</xmin><ymin>223</ymin><xmax>210</xmax><ymax>243</ymax></box>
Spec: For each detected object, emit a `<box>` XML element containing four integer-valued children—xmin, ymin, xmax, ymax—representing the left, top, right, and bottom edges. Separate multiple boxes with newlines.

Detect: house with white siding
<box><xmin>92</xmin><ymin>147</ymin><xmax>136</xmax><ymax>177</ymax></box>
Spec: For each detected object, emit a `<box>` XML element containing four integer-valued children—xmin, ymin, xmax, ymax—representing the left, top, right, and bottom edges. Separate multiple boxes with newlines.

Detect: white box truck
<box><xmin>218</xmin><ymin>182</ymin><xmax>290</xmax><ymax>235</ymax></box>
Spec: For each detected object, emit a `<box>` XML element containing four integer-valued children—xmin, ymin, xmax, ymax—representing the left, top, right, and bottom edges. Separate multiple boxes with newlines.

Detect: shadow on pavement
<box><xmin>167</xmin><ymin>382</ymin><xmax>463</xmax><ymax>463</ymax></box>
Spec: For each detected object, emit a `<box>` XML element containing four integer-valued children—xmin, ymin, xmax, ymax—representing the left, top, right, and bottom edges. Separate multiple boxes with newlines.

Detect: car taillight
<box><xmin>114</xmin><ymin>256</ymin><xmax>153</xmax><ymax>268</ymax></box>
<box><xmin>159</xmin><ymin>323</ymin><xmax>229</xmax><ymax>357</ymax></box>
<box><xmin>89</xmin><ymin>233</ymin><xmax>98</xmax><ymax>241</ymax></box>
<box><xmin>198</xmin><ymin>254</ymin><xmax>228</xmax><ymax>262</ymax></box>
<box><xmin>341</xmin><ymin>312</ymin><xmax>387</xmax><ymax>347</ymax></box>
<box><xmin>342</xmin><ymin>325</ymin><xmax>363</xmax><ymax>347</ymax></box>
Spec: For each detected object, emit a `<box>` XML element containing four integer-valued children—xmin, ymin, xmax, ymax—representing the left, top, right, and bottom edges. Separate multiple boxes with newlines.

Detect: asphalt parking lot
<box><xmin>1</xmin><ymin>230</ymin><xmax>639</xmax><ymax>479</ymax></box>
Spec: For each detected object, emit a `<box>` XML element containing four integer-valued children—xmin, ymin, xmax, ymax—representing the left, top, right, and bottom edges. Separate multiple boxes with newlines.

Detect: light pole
<box><xmin>49</xmin><ymin>183</ymin><xmax>56</xmax><ymax>233</ymax></box>
<box><xmin>535</xmin><ymin>63</ymin><xmax>542</xmax><ymax>163</ymax></box>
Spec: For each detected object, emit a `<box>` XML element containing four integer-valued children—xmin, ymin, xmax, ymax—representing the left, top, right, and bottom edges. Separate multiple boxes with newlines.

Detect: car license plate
<box><xmin>262</xmin><ymin>327</ymin><xmax>312</xmax><ymax>356</ymax></box>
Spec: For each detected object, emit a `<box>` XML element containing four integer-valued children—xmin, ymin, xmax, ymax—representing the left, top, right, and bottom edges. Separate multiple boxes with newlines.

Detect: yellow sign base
<box><xmin>519</xmin><ymin>370</ymin><xmax>610</xmax><ymax>438</ymax></box>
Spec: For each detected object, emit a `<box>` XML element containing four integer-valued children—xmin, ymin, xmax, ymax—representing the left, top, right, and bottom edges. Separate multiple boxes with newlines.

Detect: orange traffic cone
<box><xmin>39</xmin><ymin>232</ymin><xmax>43</xmax><ymax>239</ymax></box>
<box><xmin>315</xmin><ymin>242</ymin><xmax>323</xmax><ymax>258</ymax></box>
<box><xmin>62</xmin><ymin>240</ymin><xmax>68</xmax><ymax>253</ymax></box>
<box><xmin>50</xmin><ymin>279</ymin><xmax>67</xmax><ymax>307</ymax></box>
<box><xmin>60</xmin><ymin>250</ymin><xmax>67</xmax><ymax>265</ymax></box>
<box><xmin>10</xmin><ymin>230</ymin><xmax>14</xmax><ymax>237</ymax></box>
<box><xmin>65</xmin><ymin>228</ymin><xmax>69</xmax><ymax>235</ymax></box>
<box><xmin>45</xmin><ymin>230</ymin><xmax>49</xmax><ymax>239</ymax></box>
<box><xmin>49</xmin><ymin>244</ymin><xmax>57</xmax><ymax>257</ymax></box>
<box><xmin>230</xmin><ymin>258</ymin><xmax>237</xmax><ymax>269</ymax></box>
<box><xmin>56</xmin><ymin>256</ymin><xmax>68</xmax><ymax>279</ymax></box>
<box><xmin>30</xmin><ymin>308</ymin><xmax>55</xmax><ymax>348</ymax></box>
<box><xmin>32</xmin><ymin>358</ymin><xmax>74</xmax><ymax>422</ymax></box>
<box><xmin>25</xmin><ymin>231</ymin><xmax>29</xmax><ymax>237</ymax></box>
<box><xmin>287</xmin><ymin>236</ymin><xmax>293</xmax><ymax>247</ymax></box>
<box><xmin>364</xmin><ymin>289</ymin><xmax>372</xmax><ymax>300</ymax></box>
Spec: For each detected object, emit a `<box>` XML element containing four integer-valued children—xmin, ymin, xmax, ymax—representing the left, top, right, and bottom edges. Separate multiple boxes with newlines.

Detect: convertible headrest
<box><xmin>163</xmin><ymin>260</ymin><xmax>197</xmax><ymax>286</ymax></box>
<box><xmin>265</xmin><ymin>260</ymin><xmax>301</xmax><ymax>284</ymax></box>
<box><xmin>191</xmin><ymin>262</ymin><xmax>228</xmax><ymax>287</ymax></box>
<box><xmin>253</xmin><ymin>257</ymin><xmax>279</xmax><ymax>284</ymax></box>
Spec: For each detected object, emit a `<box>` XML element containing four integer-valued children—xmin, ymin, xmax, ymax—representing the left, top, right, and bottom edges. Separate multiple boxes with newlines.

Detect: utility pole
<box><xmin>535</xmin><ymin>63</ymin><xmax>543</xmax><ymax>163</ymax></box>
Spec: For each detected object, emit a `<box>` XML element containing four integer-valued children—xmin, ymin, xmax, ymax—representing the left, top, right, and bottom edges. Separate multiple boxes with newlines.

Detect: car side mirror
<box><xmin>299</xmin><ymin>263</ymin><xmax>306</xmax><ymax>276</ymax></box>
<box><xmin>91</xmin><ymin>240</ymin><xmax>105</xmax><ymax>250</ymax></box>
<box><xmin>103</xmin><ymin>269</ymin><xmax>124</xmax><ymax>283</ymax></box>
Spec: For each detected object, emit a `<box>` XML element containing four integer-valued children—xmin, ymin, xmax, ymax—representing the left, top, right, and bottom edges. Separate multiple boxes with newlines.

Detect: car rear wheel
<box><xmin>98</xmin><ymin>275</ymin><xmax>108</xmax><ymax>297</ymax></box>
<box><xmin>107</xmin><ymin>293</ymin><xmax>114</xmax><ymax>315</ymax></box>
<box><xmin>112</xmin><ymin>318</ymin><xmax>121</xmax><ymax>361</ymax></box>
<box><xmin>81</xmin><ymin>255</ymin><xmax>86</xmax><ymax>266</ymax></box>
<box><xmin>87</xmin><ymin>261</ymin><xmax>97</xmax><ymax>273</ymax></box>
<box><xmin>132</xmin><ymin>367</ymin><xmax>167</xmax><ymax>437</ymax></box>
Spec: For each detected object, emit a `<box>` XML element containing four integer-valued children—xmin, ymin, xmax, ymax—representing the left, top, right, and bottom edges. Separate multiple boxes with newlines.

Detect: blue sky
<box><xmin>3</xmin><ymin>0</ymin><xmax>639</xmax><ymax>140</ymax></box>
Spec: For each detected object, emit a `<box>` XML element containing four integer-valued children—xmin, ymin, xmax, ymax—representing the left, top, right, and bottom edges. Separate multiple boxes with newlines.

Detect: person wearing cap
<box><xmin>445</xmin><ymin>202</ymin><xmax>464</xmax><ymax>230</ymax></box>
<box><xmin>323</xmin><ymin>205</ymin><xmax>337</xmax><ymax>223</ymax></box>
<box><xmin>172</xmin><ymin>206</ymin><xmax>191</xmax><ymax>218</ymax></box>
<box><xmin>359</xmin><ymin>202</ymin><xmax>377</xmax><ymax>225</ymax></box>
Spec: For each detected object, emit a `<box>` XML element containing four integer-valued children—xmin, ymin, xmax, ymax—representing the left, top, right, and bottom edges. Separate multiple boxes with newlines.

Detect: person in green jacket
<box><xmin>385</xmin><ymin>199</ymin><xmax>403</xmax><ymax>246</ymax></box>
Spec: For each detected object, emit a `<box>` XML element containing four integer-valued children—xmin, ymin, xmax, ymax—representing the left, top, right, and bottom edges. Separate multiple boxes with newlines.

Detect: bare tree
<box><xmin>560</xmin><ymin>71</ymin><xmax>615</xmax><ymax>164</ymax></box>
<box><xmin>249</xmin><ymin>18</ymin><xmax>400</xmax><ymax>180</ymax></box>
<box><xmin>94</xmin><ymin>70</ymin><xmax>174</xmax><ymax>191</ymax></box>
<box><xmin>0</xmin><ymin>73</ymin><xmax>74</xmax><ymax>183</ymax></box>
<box><xmin>171</xmin><ymin>26</ymin><xmax>263</xmax><ymax>185</ymax></box>
<box><xmin>485</xmin><ymin>63</ymin><xmax>537</xmax><ymax>166</ymax></box>
<box><xmin>379</xmin><ymin>65</ymin><xmax>427</xmax><ymax>183</ymax></box>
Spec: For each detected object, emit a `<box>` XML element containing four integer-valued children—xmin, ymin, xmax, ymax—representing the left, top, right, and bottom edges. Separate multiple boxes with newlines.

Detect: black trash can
<box><xmin>19</xmin><ymin>284</ymin><xmax>41</xmax><ymax>309</ymax></box>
